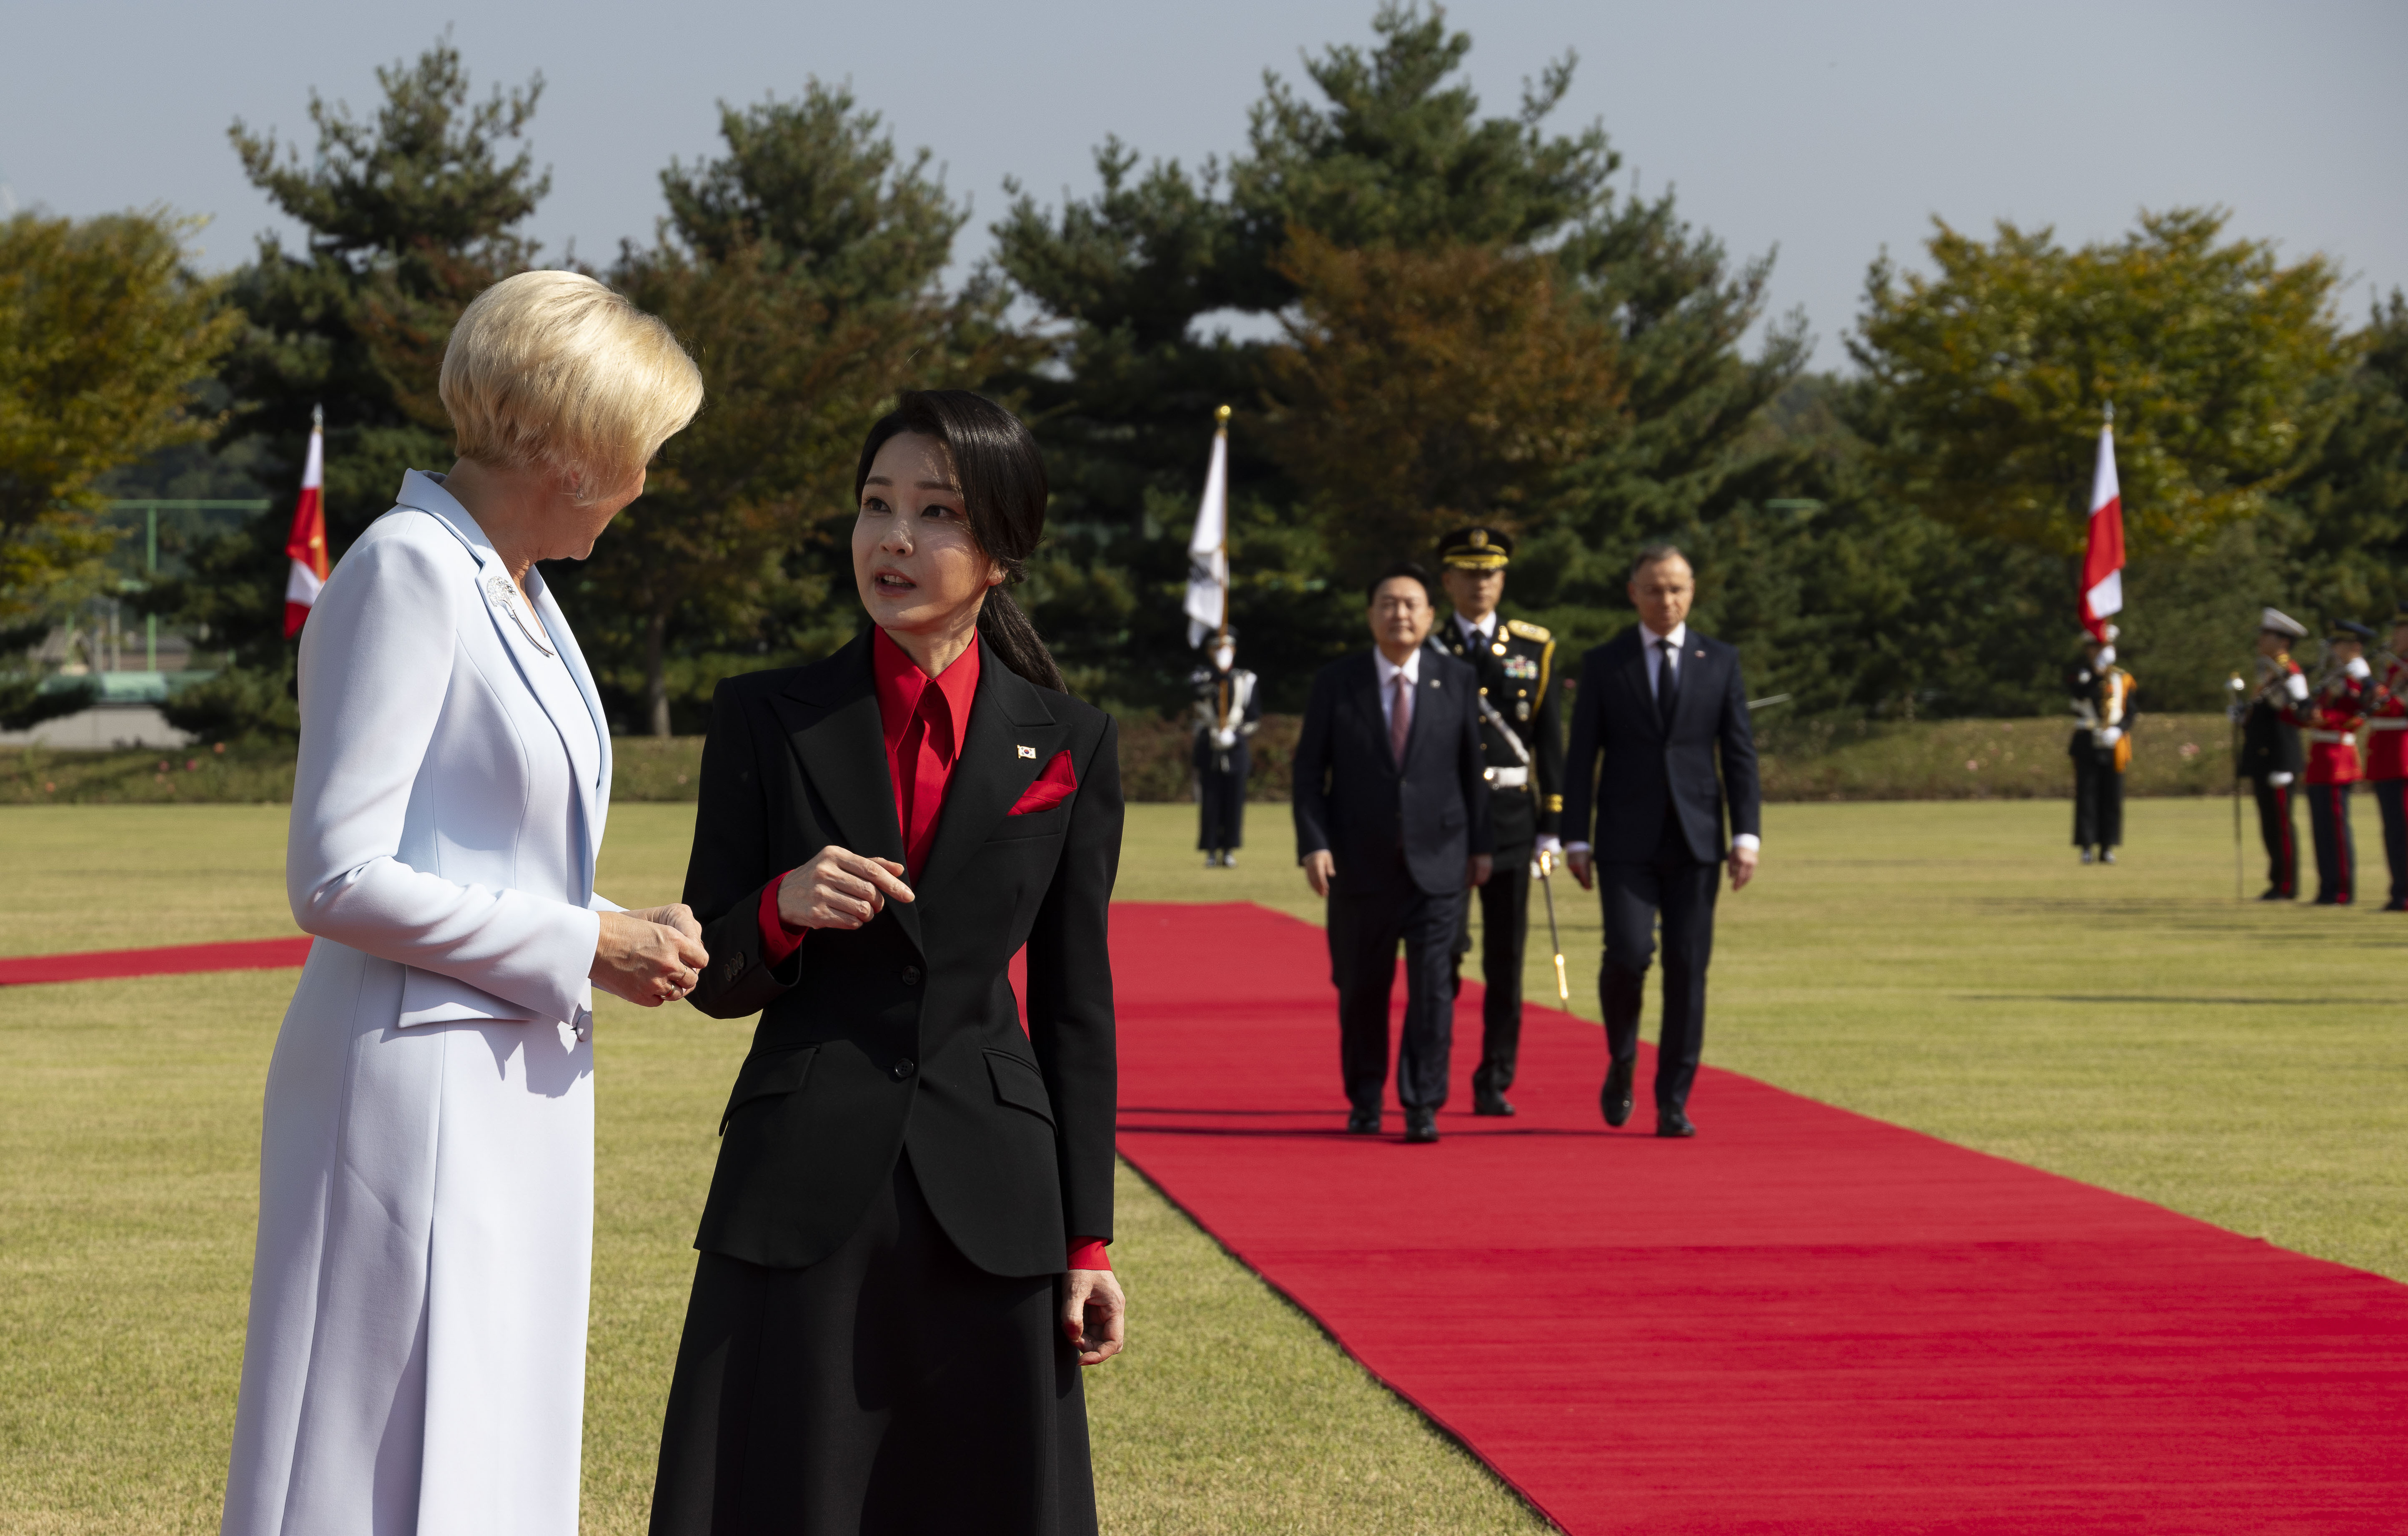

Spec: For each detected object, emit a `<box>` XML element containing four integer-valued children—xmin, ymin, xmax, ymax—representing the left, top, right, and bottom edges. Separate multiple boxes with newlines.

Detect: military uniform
<box><xmin>1428</xmin><ymin>527</ymin><xmax>1564</xmax><ymax>1114</ymax></box>
<box><xmin>1192</xmin><ymin>648</ymin><xmax>1262</xmax><ymax>866</ymax></box>
<box><xmin>2068</xmin><ymin>628</ymin><xmax>2137</xmax><ymax>862</ymax></box>
<box><xmin>2236</xmin><ymin>608</ymin><xmax>2310</xmax><ymax>901</ymax></box>
<box><xmin>2288</xmin><ymin>620</ymin><xmax>2374</xmax><ymax>906</ymax></box>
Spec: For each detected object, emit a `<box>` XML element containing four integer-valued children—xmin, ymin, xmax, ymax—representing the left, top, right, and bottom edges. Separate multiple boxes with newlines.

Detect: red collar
<box><xmin>872</xmin><ymin>627</ymin><xmax>980</xmax><ymax>756</ymax></box>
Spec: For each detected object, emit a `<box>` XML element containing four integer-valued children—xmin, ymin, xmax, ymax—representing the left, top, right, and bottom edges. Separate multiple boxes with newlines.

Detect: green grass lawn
<box><xmin>3</xmin><ymin>796</ymin><xmax>2403</xmax><ymax>1533</ymax></box>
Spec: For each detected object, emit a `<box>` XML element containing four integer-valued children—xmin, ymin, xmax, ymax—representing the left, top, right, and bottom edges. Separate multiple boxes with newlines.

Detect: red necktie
<box><xmin>902</xmin><ymin>682</ymin><xmax>955</xmax><ymax>876</ymax></box>
<box><xmin>1389</xmin><ymin>670</ymin><xmax>1413</xmax><ymax>765</ymax></box>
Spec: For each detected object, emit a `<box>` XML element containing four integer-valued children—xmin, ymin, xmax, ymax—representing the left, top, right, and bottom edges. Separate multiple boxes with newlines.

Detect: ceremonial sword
<box><xmin>1476</xmin><ymin>692</ymin><xmax>1570</xmax><ymax>1003</ymax></box>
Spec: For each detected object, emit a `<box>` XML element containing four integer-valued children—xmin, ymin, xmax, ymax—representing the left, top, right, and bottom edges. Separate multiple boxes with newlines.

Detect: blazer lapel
<box><xmin>915</xmin><ymin>641</ymin><xmax>1065</xmax><ymax>899</ymax></box>
<box><xmin>399</xmin><ymin>472</ymin><xmax>606</xmax><ymax>895</ymax></box>
<box><xmin>768</xmin><ymin>634</ymin><xmax>925</xmax><ymax>953</ymax></box>
<box><xmin>1619</xmin><ymin>632</ymin><xmax>1661</xmax><ymax>741</ymax></box>
<box><xmin>1358</xmin><ymin>653</ymin><xmax>1401</xmax><ymax>776</ymax></box>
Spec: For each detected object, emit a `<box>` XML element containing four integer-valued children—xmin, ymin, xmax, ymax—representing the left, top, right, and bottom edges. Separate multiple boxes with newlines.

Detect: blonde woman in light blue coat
<box><xmin>222</xmin><ymin>271</ymin><xmax>708</xmax><ymax>1536</ymax></box>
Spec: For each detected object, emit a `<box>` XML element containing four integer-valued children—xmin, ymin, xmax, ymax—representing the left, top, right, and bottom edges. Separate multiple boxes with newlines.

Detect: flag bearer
<box><xmin>2291</xmin><ymin>619</ymin><xmax>2375</xmax><ymax>905</ymax></box>
<box><xmin>1430</xmin><ymin>526</ymin><xmax>1563</xmax><ymax>1117</ymax></box>
<box><xmin>1192</xmin><ymin>630</ymin><xmax>1261</xmax><ymax>868</ymax></box>
<box><xmin>2237</xmin><ymin>608</ymin><xmax>2311</xmax><ymax>901</ymax></box>
<box><xmin>2070</xmin><ymin>626</ymin><xmax>2137</xmax><ymax>863</ymax></box>
<box><xmin>2367</xmin><ymin>605</ymin><xmax>2408</xmax><ymax>911</ymax></box>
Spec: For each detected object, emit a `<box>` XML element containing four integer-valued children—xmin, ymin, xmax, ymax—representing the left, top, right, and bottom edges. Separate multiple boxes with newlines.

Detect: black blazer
<box><xmin>679</xmin><ymin>632</ymin><xmax>1122</xmax><ymax>1278</ymax></box>
<box><xmin>1292</xmin><ymin>649</ymin><xmax>1493</xmax><ymax>896</ymax></box>
<box><xmin>1560</xmin><ymin>627</ymin><xmax>1762</xmax><ymax>864</ymax></box>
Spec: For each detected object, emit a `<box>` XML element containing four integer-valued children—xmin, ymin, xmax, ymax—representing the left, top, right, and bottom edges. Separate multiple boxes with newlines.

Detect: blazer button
<box><xmin>892</xmin><ymin>1058</ymin><xmax>917</xmax><ymax>1081</ymax></box>
<box><xmin>901</xmin><ymin>964</ymin><xmax>922</xmax><ymax>986</ymax></box>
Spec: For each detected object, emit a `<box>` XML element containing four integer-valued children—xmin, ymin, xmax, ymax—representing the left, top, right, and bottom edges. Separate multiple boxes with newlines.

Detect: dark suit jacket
<box><xmin>1561</xmin><ymin>627</ymin><xmax>1761</xmax><ymax>865</ymax></box>
<box><xmin>1292</xmin><ymin>648</ymin><xmax>1493</xmax><ymax>896</ymax></box>
<box><xmin>678</xmin><ymin>632</ymin><xmax>1122</xmax><ymax>1278</ymax></box>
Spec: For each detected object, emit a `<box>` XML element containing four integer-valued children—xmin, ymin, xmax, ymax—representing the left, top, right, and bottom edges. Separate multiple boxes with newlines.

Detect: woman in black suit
<box><xmin>650</xmin><ymin>391</ymin><xmax>1125</xmax><ymax>1535</ymax></box>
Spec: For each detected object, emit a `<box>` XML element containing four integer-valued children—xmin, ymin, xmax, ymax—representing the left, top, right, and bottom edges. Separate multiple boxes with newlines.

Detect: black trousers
<box><xmin>2253</xmin><ymin>777</ymin><xmax>2299</xmax><ymax>897</ymax></box>
<box><xmin>649</xmin><ymin>1152</ymin><xmax>1095</xmax><ymax>1536</ymax></box>
<box><xmin>1197</xmin><ymin>765</ymin><xmax>1246</xmax><ymax>851</ymax></box>
<box><xmin>2306</xmin><ymin>780</ymin><xmax>2358</xmax><ymax>905</ymax></box>
<box><xmin>1328</xmin><ymin>870</ymin><xmax>1464</xmax><ymax>1112</ymax></box>
<box><xmin>1453</xmin><ymin>841</ymin><xmax>1532</xmax><ymax>1095</ymax></box>
<box><xmin>2374</xmin><ymin>778</ymin><xmax>2408</xmax><ymax>906</ymax></box>
<box><xmin>2072</xmin><ymin>747</ymin><xmax>2124</xmax><ymax>848</ymax></box>
<box><xmin>1597</xmin><ymin>846</ymin><xmax>1721</xmax><ymax>1114</ymax></box>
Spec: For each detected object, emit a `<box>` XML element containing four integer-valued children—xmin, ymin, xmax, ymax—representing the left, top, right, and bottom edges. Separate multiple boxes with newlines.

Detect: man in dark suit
<box><xmin>1294</xmin><ymin>561</ymin><xmax>1494</xmax><ymax>1144</ymax></box>
<box><xmin>1561</xmin><ymin>545</ymin><xmax>1762</xmax><ymax>1138</ymax></box>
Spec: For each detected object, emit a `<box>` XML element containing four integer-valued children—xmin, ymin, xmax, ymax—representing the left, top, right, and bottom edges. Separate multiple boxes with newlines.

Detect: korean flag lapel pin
<box><xmin>1017</xmin><ymin>745</ymin><xmax>1037</xmax><ymax>759</ymax></box>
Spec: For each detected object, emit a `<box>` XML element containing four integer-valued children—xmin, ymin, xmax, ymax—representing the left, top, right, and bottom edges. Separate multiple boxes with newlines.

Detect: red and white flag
<box><xmin>2080</xmin><ymin>416</ymin><xmax>2124</xmax><ymax>641</ymax></box>
<box><xmin>283</xmin><ymin>408</ymin><xmax>328</xmax><ymax>638</ymax></box>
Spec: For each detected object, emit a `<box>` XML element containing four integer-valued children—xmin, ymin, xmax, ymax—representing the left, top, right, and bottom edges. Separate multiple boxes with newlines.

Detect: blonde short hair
<box><xmin>440</xmin><ymin>271</ymin><xmax>704</xmax><ymax>499</ymax></box>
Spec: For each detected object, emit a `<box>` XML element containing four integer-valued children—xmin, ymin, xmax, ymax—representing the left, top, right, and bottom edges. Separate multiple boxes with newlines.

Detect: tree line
<box><xmin>4</xmin><ymin>5</ymin><xmax>2402</xmax><ymax>739</ymax></box>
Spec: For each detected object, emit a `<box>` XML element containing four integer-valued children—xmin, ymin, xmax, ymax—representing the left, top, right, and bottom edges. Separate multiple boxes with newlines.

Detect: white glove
<box><xmin>2347</xmin><ymin>657</ymin><xmax>2372</xmax><ymax>680</ymax></box>
<box><xmin>2285</xmin><ymin>673</ymin><xmax>2310</xmax><ymax>703</ymax></box>
<box><xmin>2270</xmin><ymin>771</ymin><xmax>2295</xmax><ymax>787</ymax></box>
<box><xmin>2099</xmin><ymin>726</ymin><xmax>2122</xmax><ymax>746</ymax></box>
<box><xmin>1211</xmin><ymin>728</ymin><xmax>1237</xmax><ymax>750</ymax></box>
<box><xmin>1535</xmin><ymin>833</ymin><xmax>1563</xmax><ymax>858</ymax></box>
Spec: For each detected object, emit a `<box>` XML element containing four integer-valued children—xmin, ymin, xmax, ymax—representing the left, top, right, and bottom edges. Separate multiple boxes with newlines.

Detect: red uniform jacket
<box><xmin>2367</xmin><ymin>658</ymin><xmax>2408</xmax><ymax>781</ymax></box>
<box><xmin>2288</xmin><ymin>675</ymin><xmax>2369</xmax><ymax>786</ymax></box>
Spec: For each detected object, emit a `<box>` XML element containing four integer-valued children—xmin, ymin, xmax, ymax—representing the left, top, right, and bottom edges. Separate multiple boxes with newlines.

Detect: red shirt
<box><xmin>2369</xmin><ymin>660</ymin><xmax>2408</xmax><ymax>781</ymax></box>
<box><xmin>758</xmin><ymin>630</ymin><xmax>1107</xmax><ymax>1271</ymax></box>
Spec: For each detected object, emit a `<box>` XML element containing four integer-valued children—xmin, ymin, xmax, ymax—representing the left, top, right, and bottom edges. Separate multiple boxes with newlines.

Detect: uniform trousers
<box><xmin>2252</xmin><ymin>777</ymin><xmax>2299</xmax><ymax>897</ymax></box>
<box><xmin>1328</xmin><ymin>864</ymin><xmax>1463</xmax><ymax>1112</ymax></box>
<box><xmin>2305</xmin><ymin>780</ymin><xmax>2358</xmax><ymax>905</ymax></box>
<box><xmin>1196</xmin><ymin>763</ymin><xmax>1246</xmax><ymax>852</ymax></box>
<box><xmin>1598</xmin><ymin>822</ymin><xmax>1720</xmax><ymax>1115</ymax></box>
<box><xmin>2072</xmin><ymin>745</ymin><xmax>2125</xmax><ymax>849</ymax></box>
<box><xmin>2372</xmin><ymin>777</ymin><xmax>2408</xmax><ymax>906</ymax></box>
<box><xmin>1453</xmin><ymin>841</ymin><xmax>1532</xmax><ymax>1096</ymax></box>
<box><xmin>648</xmin><ymin>1151</ymin><xmax>1095</xmax><ymax>1536</ymax></box>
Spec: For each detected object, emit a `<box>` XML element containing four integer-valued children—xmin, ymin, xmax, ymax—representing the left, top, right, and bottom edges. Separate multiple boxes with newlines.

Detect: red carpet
<box><xmin>0</xmin><ymin>936</ymin><xmax>311</xmax><ymax>986</ymax></box>
<box><xmin>1109</xmin><ymin>901</ymin><xmax>2408</xmax><ymax>1533</ymax></box>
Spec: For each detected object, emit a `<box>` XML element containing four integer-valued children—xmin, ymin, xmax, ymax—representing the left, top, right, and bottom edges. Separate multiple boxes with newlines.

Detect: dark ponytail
<box><xmin>854</xmin><ymin>390</ymin><xmax>1068</xmax><ymax>694</ymax></box>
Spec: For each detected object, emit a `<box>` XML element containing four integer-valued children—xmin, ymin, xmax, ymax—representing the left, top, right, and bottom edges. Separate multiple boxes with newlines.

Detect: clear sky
<box><xmin>7</xmin><ymin>0</ymin><xmax>2403</xmax><ymax>368</ymax></box>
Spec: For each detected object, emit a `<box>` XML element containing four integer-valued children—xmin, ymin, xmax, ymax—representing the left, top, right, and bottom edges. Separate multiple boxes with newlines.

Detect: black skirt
<box><xmin>648</xmin><ymin>1150</ymin><xmax>1097</xmax><ymax>1536</ymax></box>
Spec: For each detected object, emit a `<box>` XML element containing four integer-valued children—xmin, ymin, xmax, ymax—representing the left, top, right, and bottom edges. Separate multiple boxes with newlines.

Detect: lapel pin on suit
<box><xmin>1017</xmin><ymin>744</ymin><xmax>1037</xmax><ymax>759</ymax></box>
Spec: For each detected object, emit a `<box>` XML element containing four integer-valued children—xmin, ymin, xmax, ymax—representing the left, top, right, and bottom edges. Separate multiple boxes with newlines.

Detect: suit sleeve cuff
<box><xmin>1733</xmin><ymin>833</ymin><xmax>1762</xmax><ymax>852</ymax></box>
<box><xmin>1068</xmin><ymin>1237</ymin><xmax>1110</xmax><ymax>1271</ymax></box>
<box><xmin>758</xmin><ymin>876</ymin><xmax>806</xmax><ymax>965</ymax></box>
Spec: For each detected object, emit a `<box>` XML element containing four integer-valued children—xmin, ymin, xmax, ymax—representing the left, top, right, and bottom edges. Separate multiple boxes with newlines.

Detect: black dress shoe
<box><xmin>2258</xmin><ymin>888</ymin><xmax>2294</xmax><ymax>901</ymax></box>
<box><xmin>2385</xmin><ymin>899</ymin><xmax>2408</xmax><ymax>913</ymax></box>
<box><xmin>1655</xmin><ymin>1108</ymin><xmax>1696</xmax><ymax>1138</ymax></box>
<box><xmin>1473</xmin><ymin>1090</ymin><xmax>1517</xmax><ymax>1117</ymax></box>
<box><xmin>1403</xmin><ymin>1107</ymin><xmax>1439</xmax><ymax>1143</ymax></box>
<box><xmin>1601</xmin><ymin>1059</ymin><xmax>1635</xmax><ymax>1127</ymax></box>
<box><xmin>1346</xmin><ymin>1108</ymin><xmax>1381</xmax><ymax>1135</ymax></box>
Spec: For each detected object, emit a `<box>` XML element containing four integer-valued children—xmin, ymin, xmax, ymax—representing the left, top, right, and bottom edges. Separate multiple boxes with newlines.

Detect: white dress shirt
<box><xmin>1376</xmin><ymin>645</ymin><xmax>1423</xmax><ymax>730</ymax></box>
<box><xmin>1456</xmin><ymin>610</ymin><xmax>1498</xmax><ymax>649</ymax></box>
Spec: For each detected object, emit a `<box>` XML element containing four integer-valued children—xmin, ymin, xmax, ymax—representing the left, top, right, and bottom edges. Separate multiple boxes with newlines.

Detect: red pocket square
<box><xmin>1007</xmin><ymin>750</ymin><xmax>1077</xmax><ymax>815</ymax></box>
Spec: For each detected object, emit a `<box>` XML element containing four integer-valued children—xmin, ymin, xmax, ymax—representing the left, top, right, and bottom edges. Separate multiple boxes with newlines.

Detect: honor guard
<box><xmin>2236</xmin><ymin>607</ymin><xmax>2310</xmax><ymax>900</ymax></box>
<box><xmin>1192</xmin><ymin>630</ymin><xmax>1262</xmax><ymax>867</ymax></box>
<box><xmin>2367</xmin><ymin>605</ymin><xmax>2408</xmax><ymax>910</ymax></box>
<box><xmin>2069</xmin><ymin>626</ymin><xmax>2137</xmax><ymax>863</ymax></box>
<box><xmin>2289</xmin><ymin>618</ymin><xmax>2374</xmax><ymax>905</ymax></box>
<box><xmin>1429</xmin><ymin>525</ymin><xmax>1564</xmax><ymax>1117</ymax></box>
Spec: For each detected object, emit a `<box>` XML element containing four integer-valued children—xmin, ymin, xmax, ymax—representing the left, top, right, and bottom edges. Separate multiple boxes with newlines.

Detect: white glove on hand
<box><xmin>1535</xmin><ymin>833</ymin><xmax>1563</xmax><ymax>858</ymax></box>
<box><xmin>2099</xmin><ymin>726</ymin><xmax>2122</xmax><ymax>746</ymax></box>
<box><xmin>2270</xmin><ymin>771</ymin><xmax>2295</xmax><ymax>787</ymax></box>
<box><xmin>1211</xmin><ymin>728</ymin><xmax>1238</xmax><ymax>750</ymax></box>
<box><xmin>2286</xmin><ymin>673</ymin><xmax>2311</xmax><ymax>703</ymax></box>
<box><xmin>2347</xmin><ymin>657</ymin><xmax>2373</xmax><ymax>680</ymax></box>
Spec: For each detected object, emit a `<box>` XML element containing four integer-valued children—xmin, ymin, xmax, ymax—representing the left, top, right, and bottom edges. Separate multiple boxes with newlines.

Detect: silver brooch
<box><xmin>484</xmin><ymin>572</ymin><xmax>555</xmax><ymax>656</ymax></box>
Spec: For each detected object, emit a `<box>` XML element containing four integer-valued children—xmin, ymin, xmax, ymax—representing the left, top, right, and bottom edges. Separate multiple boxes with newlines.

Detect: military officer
<box><xmin>2365</xmin><ymin>605</ymin><xmax>2408</xmax><ymax>910</ymax></box>
<box><xmin>2290</xmin><ymin>618</ymin><xmax>2374</xmax><ymax>905</ymax></box>
<box><xmin>2235</xmin><ymin>607</ymin><xmax>2310</xmax><ymax>901</ymax></box>
<box><xmin>2069</xmin><ymin>625</ymin><xmax>2137</xmax><ymax>864</ymax></box>
<box><xmin>1192</xmin><ymin>629</ymin><xmax>1262</xmax><ymax>867</ymax></box>
<box><xmin>1428</xmin><ymin>525</ymin><xmax>1564</xmax><ymax>1117</ymax></box>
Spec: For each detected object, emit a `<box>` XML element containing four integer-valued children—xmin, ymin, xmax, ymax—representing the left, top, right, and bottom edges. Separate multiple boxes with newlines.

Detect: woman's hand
<box><xmin>1062</xmin><ymin>1268</ymin><xmax>1125</xmax><ymax>1366</ymax></box>
<box><xmin>776</xmin><ymin>846</ymin><xmax>915</xmax><ymax>931</ymax></box>
<box><xmin>590</xmin><ymin>909</ymin><xmax>709</xmax><ymax>1006</ymax></box>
